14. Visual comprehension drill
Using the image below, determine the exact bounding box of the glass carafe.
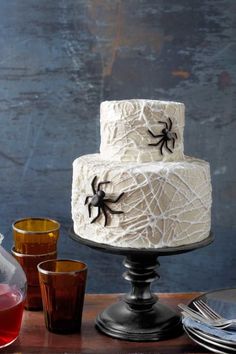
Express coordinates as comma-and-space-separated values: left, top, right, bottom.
0, 234, 27, 348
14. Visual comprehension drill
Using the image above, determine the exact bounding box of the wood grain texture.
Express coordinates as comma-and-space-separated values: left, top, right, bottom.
0, 0, 235, 293
2, 293, 207, 354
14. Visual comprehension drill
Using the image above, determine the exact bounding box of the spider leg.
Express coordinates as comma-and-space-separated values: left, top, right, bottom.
172, 137, 175, 149
160, 140, 165, 155
101, 206, 108, 226
148, 129, 156, 138
165, 140, 173, 153
91, 176, 97, 194
104, 192, 124, 203
148, 129, 163, 138
104, 204, 124, 215
168, 117, 172, 130
88, 203, 92, 218
84, 195, 92, 205
158, 120, 168, 129
174, 132, 178, 139
98, 181, 111, 191
91, 207, 101, 224
148, 137, 164, 146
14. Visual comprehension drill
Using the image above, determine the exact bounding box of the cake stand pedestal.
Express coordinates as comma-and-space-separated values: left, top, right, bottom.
70, 232, 213, 341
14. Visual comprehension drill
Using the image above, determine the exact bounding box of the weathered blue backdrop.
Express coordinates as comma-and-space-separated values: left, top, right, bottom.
0, 0, 235, 293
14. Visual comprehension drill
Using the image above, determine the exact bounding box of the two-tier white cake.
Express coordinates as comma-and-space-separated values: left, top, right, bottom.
72, 99, 212, 248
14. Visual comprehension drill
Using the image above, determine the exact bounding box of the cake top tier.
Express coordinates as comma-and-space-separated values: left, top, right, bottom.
100, 99, 185, 162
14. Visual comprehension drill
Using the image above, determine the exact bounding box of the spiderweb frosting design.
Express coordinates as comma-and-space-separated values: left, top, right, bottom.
72, 99, 212, 248
72, 154, 212, 248
100, 99, 185, 162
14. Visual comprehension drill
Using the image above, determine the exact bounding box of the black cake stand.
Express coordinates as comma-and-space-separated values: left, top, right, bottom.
70, 231, 213, 341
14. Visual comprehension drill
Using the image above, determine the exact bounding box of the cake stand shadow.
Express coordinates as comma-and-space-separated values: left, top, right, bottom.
70, 231, 213, 342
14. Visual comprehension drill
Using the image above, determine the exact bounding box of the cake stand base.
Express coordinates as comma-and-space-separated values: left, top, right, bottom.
96, 301, 181, 341
71, 232, 213, 341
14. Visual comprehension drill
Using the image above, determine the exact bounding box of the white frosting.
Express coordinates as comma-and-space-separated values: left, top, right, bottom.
100, 99, 185, 162
72, 99, 212, 249
72, 154, 212, 248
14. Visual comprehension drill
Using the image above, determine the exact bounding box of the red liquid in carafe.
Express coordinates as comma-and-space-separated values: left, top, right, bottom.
0, 284, 24, 347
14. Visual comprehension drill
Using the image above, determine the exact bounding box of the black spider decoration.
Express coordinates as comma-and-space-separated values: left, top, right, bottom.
84, 176, 124, 227
148, 117, 177, 155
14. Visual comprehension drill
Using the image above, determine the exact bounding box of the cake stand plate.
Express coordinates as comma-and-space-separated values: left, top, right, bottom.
70, 232, 213, 341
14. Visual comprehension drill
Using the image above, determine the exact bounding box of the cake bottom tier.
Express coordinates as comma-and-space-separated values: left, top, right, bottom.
72, 154, 212, 249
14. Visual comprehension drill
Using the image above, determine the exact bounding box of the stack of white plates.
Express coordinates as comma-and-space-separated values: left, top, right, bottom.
183, 289, 236, 353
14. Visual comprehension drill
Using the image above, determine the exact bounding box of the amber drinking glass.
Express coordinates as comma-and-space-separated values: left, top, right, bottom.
13, 218, 60, 255
38, 259, 87, 334
12, 248, 57, 310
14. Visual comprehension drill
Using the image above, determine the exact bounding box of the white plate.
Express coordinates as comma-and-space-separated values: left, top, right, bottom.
184, 325, 234, 354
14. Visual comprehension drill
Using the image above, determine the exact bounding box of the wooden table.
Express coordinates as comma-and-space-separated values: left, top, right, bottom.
3, 293, 208, 354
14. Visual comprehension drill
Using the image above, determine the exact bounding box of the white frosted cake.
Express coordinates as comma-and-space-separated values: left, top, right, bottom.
72, 99, 212, 248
